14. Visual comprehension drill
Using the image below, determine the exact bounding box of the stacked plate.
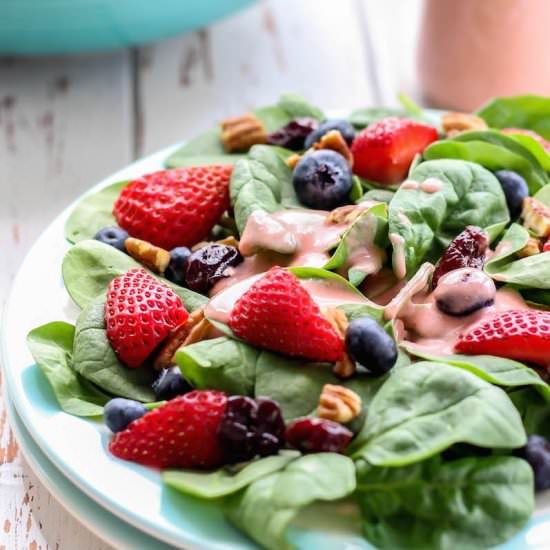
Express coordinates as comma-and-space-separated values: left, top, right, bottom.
2, 141, 550, 550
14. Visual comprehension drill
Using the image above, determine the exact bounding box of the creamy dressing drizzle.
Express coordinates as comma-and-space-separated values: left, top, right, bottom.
389, 233, 407, 280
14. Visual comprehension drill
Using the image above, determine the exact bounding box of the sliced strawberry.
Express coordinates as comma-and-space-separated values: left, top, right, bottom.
544, 239, 550, 253
502, 128, 550, 154
113, 165, 232, 250
351, 117, 438, 185
105, 268, 188, 368
455, 309, 550, 365
228, 267, 344, 362
109, 391, 227, 469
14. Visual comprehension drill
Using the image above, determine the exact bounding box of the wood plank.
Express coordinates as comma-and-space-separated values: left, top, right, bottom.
137, 0, 377, 156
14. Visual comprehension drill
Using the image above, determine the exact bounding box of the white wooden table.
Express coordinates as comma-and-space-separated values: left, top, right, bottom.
0, 1, 421, 547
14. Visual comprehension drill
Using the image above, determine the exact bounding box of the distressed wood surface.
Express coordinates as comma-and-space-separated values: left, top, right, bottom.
0, 1, 418, 548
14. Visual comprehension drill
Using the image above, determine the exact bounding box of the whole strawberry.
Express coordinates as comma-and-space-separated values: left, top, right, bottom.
351, 117, 438, 185
113, 165, 232, 250
455, 309, 550, 365
228, 267, 344, 362
109, 390, 227, 469
105, 268, 188, 368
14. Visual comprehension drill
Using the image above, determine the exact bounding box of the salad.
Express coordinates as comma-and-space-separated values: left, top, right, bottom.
27, 93, 550, 550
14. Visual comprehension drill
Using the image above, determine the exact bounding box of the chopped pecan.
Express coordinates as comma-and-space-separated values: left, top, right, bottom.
522, 197, 550, 238
323, 307, 355, 378
286, 130, 353, 169
125, 237, 170, 274
327, 203, 374, 225
517, 237, 542, 258
192, 235, 240, 252
318, 384, 362, 423
153, 309, 211, 370
441, 112, 488, 137
286, 153, 301, 170
221, 113, 267, 152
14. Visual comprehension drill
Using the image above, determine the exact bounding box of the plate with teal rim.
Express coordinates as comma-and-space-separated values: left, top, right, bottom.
2, 117, 550, 549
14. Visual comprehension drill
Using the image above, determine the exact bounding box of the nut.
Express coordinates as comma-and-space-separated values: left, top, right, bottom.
318, 384, 362, 423
327, 203, 374, 225
192, 235, 240, 252
333, 354, 355, 379
125, 237, 170, 274
522, 197, 550, 238
322, 307, 355, 379
441, 112, 488, 136
153, 309, 211, 370
221, 113, 267, 152
517, 237, 542, 258
286, 130, 353, 169
286, 153, 301, 170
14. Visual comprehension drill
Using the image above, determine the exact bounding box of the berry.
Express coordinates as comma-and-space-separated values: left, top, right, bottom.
432, 226, 489, 288
164, 247, 191, 286
94, 226, 128, 252
228, 267, 344, 362
266, 117, 318, 150
345, 317, 397, 375
152, 367, 191, 401
494, 170, 529, 218
434, 268, 496, 316
109, 390, 227, 469
285, 417, 352, 454
217, 396, 285, 464
293, 150, 353, 210
516, 434, 550, 492
502, 128, 550, 154
455, 309, 550, 365
304, 119, 356, 148
544, 240, 550, 253
104, 398, 146, 433
185, 244, 243, 294
351, 117, 438, 185
105, 268, 188, 368
113, 166, 232, 250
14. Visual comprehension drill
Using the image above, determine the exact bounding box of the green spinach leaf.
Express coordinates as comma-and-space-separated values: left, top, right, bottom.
351, 361, 526, 466
225, 453, 355, 550
509, 132, 550, 172
65, 181, 128, 244
388, 159, 509, 277
509, 388, 550, 439
62, 240, 206, 311
276, 93, 324, 121
477, 95, 550, 140
356, 455, 533, 550
73, 297, 156, 402
27, 322, 110, 416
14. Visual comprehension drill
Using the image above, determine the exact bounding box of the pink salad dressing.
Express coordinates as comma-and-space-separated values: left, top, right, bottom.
389, 233, 407, 280
420, 177, 444, 193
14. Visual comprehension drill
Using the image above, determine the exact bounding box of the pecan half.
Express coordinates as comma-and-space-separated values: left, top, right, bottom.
517, 237, 542, 258
221, 113, 267, 152
323, 307, 355, 379
125, 237, 170, 274
318, 384, 362, 423
522, 197, 550, 238
441, 112, 488, 137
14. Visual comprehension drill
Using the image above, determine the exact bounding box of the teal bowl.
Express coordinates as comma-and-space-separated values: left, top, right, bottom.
0, 0, 257, 55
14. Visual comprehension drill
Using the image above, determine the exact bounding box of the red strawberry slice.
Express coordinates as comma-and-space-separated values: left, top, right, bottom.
502, 128, 550, 154
351, 117, 438, 185
113, 165, 232, 250
228, 267, 344, 362
105, 268, 188, 368
455, 309, 550, 365
109, 390, 227, 469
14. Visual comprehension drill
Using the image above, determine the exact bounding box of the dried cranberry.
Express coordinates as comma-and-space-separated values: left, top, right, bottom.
217, 396, 285, 464
285, 417, 352, 454
432, 226, 489, 288
185, 244, 243, 294
266, 118, 318, 150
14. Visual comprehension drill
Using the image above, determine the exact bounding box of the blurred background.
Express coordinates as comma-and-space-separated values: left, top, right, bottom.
1, 0, 549, 547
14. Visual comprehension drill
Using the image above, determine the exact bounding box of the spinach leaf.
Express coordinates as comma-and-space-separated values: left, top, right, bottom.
62, 240, 206, 312
351, 361, 526, 466
509, 132, 550, 172
230, 145, 300, 234
358, 188, 395, 204
535, 182, 550, 206
276, 92, 324, 121
324, 203, 388, 287
65, 181, 128, 244
509, 388, 550, 439
163, 153, 247, 169
402, 347, 550, 402
225, 453, 355, 550
477, 95, 550, 141
73, 298, 156, 402
27, 322, 110, 416
356, 455, 533, 550
163, 452, 300, 499
388, 160, 509, 277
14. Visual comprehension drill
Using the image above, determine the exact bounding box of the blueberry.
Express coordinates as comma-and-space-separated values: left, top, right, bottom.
494, 170, 529, 218
345, 317, 397, 375
304, 119, 356, 148
185, 244, 243, 294
152, 367, 191, 401
94, 226, 128, 252
104, 398, 146, 433
516, 434, 550, 491
164, 247, 191, 286
293, 150, 353, 210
